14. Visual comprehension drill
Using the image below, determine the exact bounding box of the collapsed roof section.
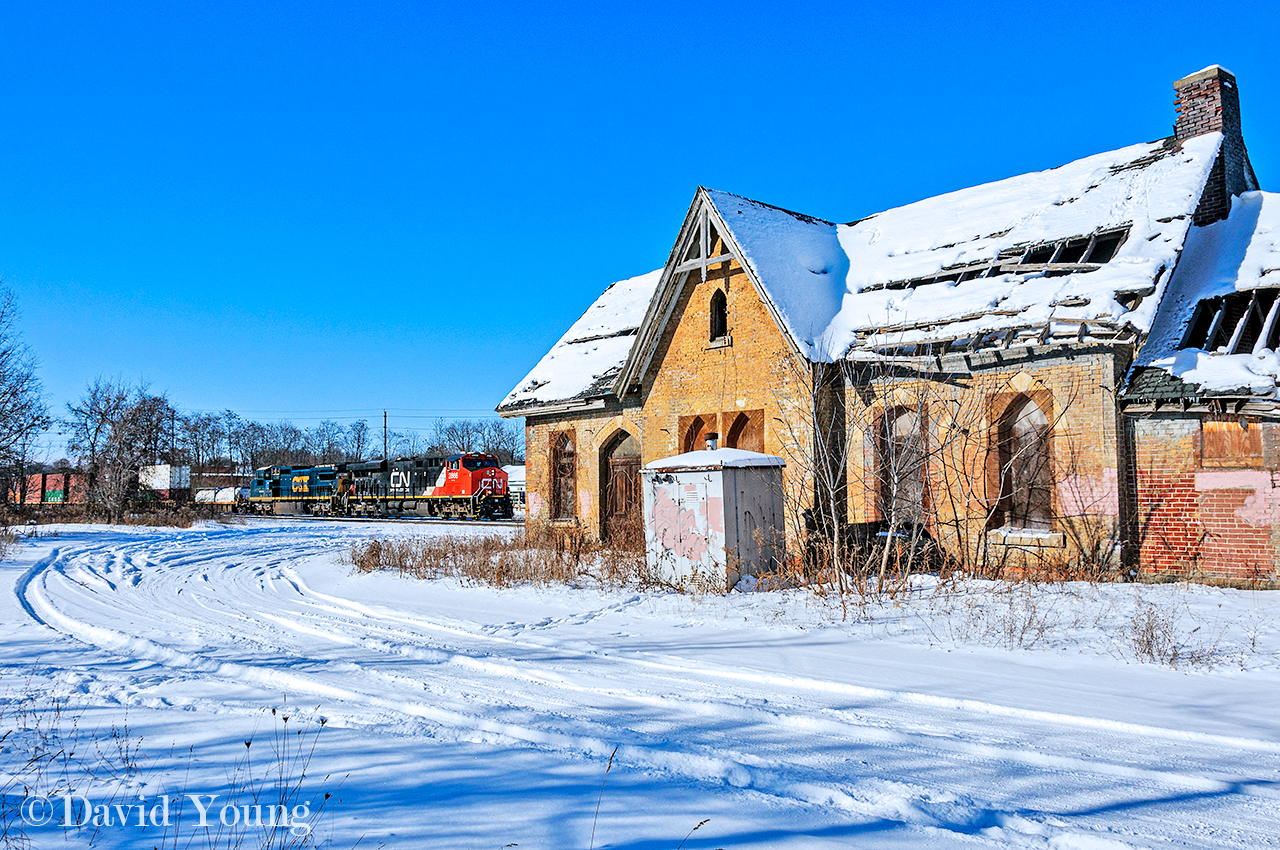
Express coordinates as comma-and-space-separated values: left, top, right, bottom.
1126, 190, 1280, 409
701, 134, 1221, 361
500, 67, 1261, 416
497, 269, 662, 414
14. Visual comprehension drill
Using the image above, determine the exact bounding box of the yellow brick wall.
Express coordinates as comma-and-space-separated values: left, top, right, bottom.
843, 348, 1127, 566
524, 403, 645, 539
637, 247, 817, 540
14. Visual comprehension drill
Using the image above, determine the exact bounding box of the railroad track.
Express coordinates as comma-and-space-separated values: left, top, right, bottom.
240, 514, 525, 529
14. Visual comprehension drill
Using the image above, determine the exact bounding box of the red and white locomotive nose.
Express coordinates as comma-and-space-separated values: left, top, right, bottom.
481, 466, 507, 494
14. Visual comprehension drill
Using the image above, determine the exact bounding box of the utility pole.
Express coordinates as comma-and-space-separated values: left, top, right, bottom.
383, 411, 388, 461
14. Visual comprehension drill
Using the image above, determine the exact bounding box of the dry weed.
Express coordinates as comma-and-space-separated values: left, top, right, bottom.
1124, 599, 1221, 668
917, 578, 1063, 649
345, 526, 664, 591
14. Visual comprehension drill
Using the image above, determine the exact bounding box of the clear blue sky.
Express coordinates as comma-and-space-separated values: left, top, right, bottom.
2, 0, 1277, 459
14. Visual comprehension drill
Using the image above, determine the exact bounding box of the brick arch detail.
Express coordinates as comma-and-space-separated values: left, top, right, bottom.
859, 397, 932, 524
593, 415, 644, 461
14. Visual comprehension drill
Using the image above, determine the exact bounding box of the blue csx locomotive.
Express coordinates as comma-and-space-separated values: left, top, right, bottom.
248, 452, 513, 519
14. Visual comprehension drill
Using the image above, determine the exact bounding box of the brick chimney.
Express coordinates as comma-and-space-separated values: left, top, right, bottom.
1174, 65, 1260, 224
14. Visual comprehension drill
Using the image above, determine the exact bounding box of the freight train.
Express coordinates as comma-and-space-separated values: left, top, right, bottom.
248, 452, 513, 519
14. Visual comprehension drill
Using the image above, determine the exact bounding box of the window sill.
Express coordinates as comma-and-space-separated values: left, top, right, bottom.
1200, 458, 1264, 468
988, 529, 1065, 548
706, 335, 732, 350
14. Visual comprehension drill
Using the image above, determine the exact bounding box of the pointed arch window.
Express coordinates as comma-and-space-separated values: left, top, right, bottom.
681, 415, 715, 454
877, 408, 926, 526
710, 289, 728, 341
551, 431, 576, 520
998, 398, 1052, 531
725, 410, 764, 453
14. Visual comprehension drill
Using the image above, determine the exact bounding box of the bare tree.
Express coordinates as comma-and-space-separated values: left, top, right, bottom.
777, 341, 1105, 599
480, 418, 523, 464
0, 290, 51, 502
221, 409, 241, 469
389, 429, 430, 457
308, 419, 346, 464
435, 419, 484, 454
428, 418, 523, 464
180, 412, 222, 486
346, 420, 371, 461
65, 378, 175, 521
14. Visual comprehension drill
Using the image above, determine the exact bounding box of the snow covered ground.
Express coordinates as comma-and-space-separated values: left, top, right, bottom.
3, 519, 1280, 848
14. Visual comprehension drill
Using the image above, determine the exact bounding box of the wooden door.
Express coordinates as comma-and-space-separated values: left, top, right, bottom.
605, 456, 642, 546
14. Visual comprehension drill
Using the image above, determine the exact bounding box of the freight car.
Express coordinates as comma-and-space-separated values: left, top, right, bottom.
248, 452, 513, 519
6, 472, 91, 507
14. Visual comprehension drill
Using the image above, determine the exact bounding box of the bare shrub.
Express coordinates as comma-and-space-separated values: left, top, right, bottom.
1124, 599, 1220, 668
991, 581, 1061, 650
0, 524, 16, 562
153, 706, 340, 850
0, 680, 142, 848
346, 527, 660, 590
122, 508, 197, 529
918, 576, 1064, 650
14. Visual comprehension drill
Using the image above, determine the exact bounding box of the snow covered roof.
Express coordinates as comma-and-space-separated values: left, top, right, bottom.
506, 127, 1235, 415
645, 448, 785, 470
1128, 191, 1280, 401
498, 270, 662, 413
701, 190, 846, 360
702, 134, 1222, 361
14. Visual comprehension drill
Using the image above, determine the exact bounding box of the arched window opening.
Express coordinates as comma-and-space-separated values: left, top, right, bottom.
710, 290, 728, 341
999, 398, 1052, 531
551, 431, 576, 520
725, 410, 764, 453
877, 408, 925, 526
682, 415, 714, 453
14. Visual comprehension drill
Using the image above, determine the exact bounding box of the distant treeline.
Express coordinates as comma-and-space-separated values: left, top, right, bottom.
48, 378, 523, 479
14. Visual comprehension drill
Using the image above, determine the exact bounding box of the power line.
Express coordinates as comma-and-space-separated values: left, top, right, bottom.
182, 407, 500, 416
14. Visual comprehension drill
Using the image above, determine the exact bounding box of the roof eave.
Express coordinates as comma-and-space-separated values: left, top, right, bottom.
496, 396, 609, 419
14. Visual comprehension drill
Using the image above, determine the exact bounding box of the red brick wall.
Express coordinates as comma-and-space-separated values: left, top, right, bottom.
1173, 66, 1257, 226
1130, 415, 1279, 584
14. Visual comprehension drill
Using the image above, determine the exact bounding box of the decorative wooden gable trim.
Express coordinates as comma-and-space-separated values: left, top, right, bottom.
614, 188, 808, 395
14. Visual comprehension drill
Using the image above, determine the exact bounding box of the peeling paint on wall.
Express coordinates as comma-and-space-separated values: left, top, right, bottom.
1058, 468, 1119, 516
1195, 470, 1280, 525
651, 486, 710, 561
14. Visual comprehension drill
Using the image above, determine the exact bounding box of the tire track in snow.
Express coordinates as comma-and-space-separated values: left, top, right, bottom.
286, 566, 1280, 756
14, 526, 1280, 849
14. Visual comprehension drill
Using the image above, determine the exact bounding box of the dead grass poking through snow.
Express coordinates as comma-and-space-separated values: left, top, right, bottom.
345, 526, 663, 590
1123, 598, 1223, 669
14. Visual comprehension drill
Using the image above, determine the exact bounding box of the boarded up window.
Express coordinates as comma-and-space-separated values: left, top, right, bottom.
679, 414, 717, 453
1202, 420, 1263, 467
999, 398, 1052, 531
724, 410, 764, 453
878, 408, 926, 525
551, 431, 576, 519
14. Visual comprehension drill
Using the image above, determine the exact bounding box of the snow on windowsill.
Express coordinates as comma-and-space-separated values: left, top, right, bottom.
988, 528, 1066, 548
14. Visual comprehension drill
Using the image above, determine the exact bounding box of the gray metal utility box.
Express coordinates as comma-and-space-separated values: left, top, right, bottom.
642, 449, 786, 590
